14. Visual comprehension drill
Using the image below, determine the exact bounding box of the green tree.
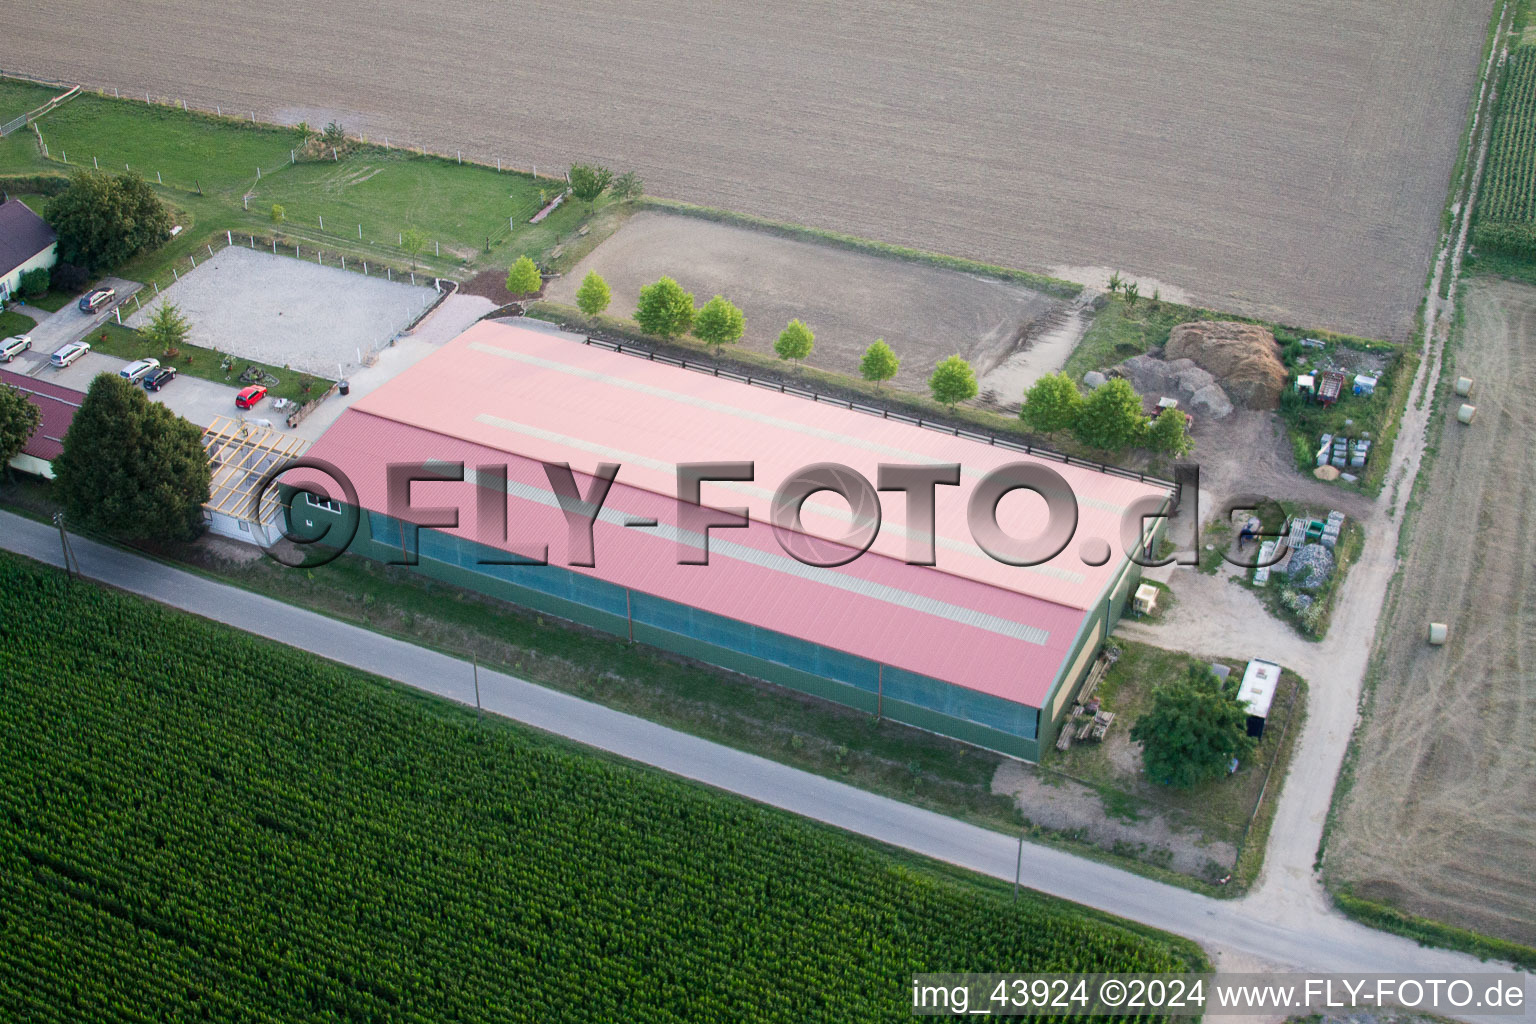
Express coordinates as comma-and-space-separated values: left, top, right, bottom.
0, 382, 41, 475
142, 302, 192, 354
693, 295, 745, 353
294, 121, 317, 144
860, 338, 900, 388
52, 375, 211, 542
1074, 377, 1145, 451
400, 228, 427, 269
1145, 406, 1194, 456
322, 121, 346, 147
575, 270, 612, 318
1106, 271, 1123, 295
634, 276, 695, 339
568, 163, 613, 205
774, 319, 814, 365
1130, 665, 1257, 789
1019, 372, 1083, 434
1124, 281, 1140, 307
270, 203, 285, 223
46, 169, 172, 272
928, 354, 977, 410
611, 170, 644, 200
505, 255, 543, 298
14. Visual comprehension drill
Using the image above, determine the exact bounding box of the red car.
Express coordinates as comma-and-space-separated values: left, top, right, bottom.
235, 384, 268, 409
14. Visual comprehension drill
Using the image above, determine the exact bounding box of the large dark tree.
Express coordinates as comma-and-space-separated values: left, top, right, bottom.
1131, 665, 1258, 789
45, 169, 172, 271
0, 382, 41, 473
53, 375, 210, 542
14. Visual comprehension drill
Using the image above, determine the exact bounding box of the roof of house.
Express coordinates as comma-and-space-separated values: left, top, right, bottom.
339, 320, 1171, 611
0, 368, 81, 462
0, 199, 57, 277
291, 321, 1173, 708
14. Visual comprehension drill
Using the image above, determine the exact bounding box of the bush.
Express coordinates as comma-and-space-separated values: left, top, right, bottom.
1130, 665, 1257, 789
859, 338, 900, 387
17, 267, 49, 298
774, 319, 814, 364
575, 270, 611, 318
693, 295, 746, 352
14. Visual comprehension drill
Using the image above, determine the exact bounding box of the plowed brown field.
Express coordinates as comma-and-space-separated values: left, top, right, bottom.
1329, 279, 1536, 945
0, 0, 1491, 339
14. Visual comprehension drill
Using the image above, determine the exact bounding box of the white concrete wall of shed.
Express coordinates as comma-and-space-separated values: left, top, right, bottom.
1, 242, 59, 299
7, 452, 54, 479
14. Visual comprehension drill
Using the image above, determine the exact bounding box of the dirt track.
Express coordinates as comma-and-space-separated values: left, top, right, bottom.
1328, 279, 1536, 945
0, 0, 1491, 341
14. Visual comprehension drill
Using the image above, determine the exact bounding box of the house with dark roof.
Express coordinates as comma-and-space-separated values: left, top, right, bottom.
0, 198, 58, 302
0, 368, 81, 479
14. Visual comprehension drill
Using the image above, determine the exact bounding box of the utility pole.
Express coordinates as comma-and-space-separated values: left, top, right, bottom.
473, 652, 482, 715
1013, 833, 1023, 901
52, 512, 79, 581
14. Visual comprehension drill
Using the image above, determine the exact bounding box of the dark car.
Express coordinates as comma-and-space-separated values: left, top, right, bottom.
79, 287, 116, 313
144, 366, 179, 391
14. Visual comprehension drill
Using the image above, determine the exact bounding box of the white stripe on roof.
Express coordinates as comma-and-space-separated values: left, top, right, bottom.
473, 411, 1089, 587
447, 462, 1052, 649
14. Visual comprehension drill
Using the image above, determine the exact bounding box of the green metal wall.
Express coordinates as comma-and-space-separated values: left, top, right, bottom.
282, 493, 1045, 760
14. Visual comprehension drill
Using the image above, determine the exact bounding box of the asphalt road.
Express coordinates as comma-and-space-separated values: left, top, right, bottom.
1, 510, 1527, 1008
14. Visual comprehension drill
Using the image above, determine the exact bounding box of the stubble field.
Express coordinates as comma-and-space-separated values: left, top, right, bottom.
0, 0, 1491, 341
1328, 279, 1536, 946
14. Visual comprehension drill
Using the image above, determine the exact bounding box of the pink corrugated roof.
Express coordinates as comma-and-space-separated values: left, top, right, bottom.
298, 409, 1087, 707
347, 321, 1170, 611
0, 369, 82, 462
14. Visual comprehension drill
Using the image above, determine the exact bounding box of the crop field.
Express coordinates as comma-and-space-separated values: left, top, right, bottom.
0, 0, 1494, 340
0, 552, 1202, 1022
1327, 279, 1536, 949
1474, 46, 1536, 260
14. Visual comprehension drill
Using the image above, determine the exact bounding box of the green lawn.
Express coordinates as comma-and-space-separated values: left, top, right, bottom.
0, 309, 36, 337
1062, 296, 1191, 381
0, 81, 605, 281
0, 551, 1204, 1022
88, 321, 329, 405
1046, 640, 1306, 888
0, 77, 63, 123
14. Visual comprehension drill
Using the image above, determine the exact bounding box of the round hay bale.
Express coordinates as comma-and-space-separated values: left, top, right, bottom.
1455, 376, 1475, 396
1314, 465, 1341, 481
1457, 403, 1477, 424
1427, 622, 1449, 645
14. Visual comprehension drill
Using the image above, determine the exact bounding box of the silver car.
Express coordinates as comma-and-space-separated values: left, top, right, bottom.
49, 340, 91, 368
118, 357, 160, 383
0, 335, 31, 362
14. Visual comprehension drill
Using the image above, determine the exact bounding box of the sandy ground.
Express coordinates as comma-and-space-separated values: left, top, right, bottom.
125, 246, 436, 378
1327, 279, 1536, 945
0, 0, 1491, 341
546, 210, 1069, 401
991, 760, 1234, 879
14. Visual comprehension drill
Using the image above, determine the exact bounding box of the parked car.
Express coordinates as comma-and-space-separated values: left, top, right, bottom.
118, 357, 160, 384
79, 287, 116, 313
0, 335, 31, 362
235, 384, 268, 409
144, 366, 179, 391
49, 341, 91, 368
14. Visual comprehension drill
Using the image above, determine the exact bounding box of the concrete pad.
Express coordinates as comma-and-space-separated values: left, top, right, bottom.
126, 246, 437, 378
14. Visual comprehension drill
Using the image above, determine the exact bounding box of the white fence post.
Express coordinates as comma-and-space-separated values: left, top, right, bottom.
208, 243, 214, 256
157, 171, 162, 184
341, 256, 345, 270
357, 224, 362, 239
190, 255, 196, 268
172, 268, 178, 281
93, 156, 98, 169
226, 231, 232, 245
435, 241, 439, 257
318, 215, 323, 230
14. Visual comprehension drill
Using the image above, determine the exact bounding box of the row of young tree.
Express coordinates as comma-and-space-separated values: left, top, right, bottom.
503, 260, 984, 410
1021, 372, 1192, 456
